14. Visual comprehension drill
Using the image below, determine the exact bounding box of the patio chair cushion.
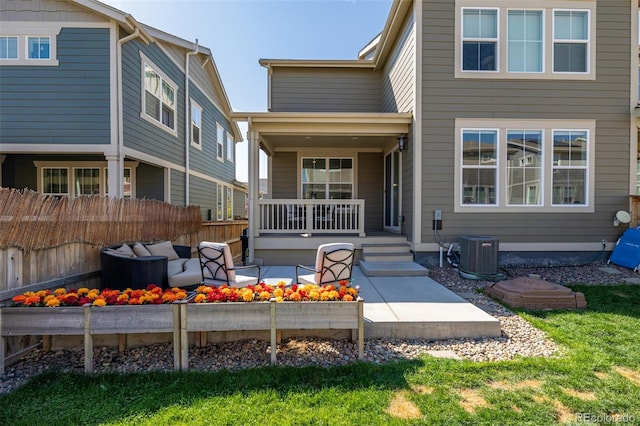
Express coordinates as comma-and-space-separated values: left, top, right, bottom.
169, 258, 202, 288
199, 242, 237, 281
146, 240, 180, 261
308, 242, 354, 284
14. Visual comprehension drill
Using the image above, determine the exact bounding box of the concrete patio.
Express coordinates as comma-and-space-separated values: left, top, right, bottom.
260, 265, 502, 340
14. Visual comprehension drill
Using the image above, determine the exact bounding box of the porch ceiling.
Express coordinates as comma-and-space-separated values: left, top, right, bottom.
231, 111, 413, 152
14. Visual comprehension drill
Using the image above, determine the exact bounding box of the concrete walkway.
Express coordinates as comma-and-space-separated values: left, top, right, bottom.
260, 265, 501, 340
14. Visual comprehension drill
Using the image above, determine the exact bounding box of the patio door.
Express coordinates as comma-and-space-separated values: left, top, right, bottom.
384, 149, 401, 233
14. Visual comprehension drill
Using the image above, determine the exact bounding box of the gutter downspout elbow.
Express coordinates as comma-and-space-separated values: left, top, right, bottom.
185, 39, 199, 206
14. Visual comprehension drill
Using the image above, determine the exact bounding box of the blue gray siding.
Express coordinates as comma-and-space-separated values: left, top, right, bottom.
0, 28, 110, 144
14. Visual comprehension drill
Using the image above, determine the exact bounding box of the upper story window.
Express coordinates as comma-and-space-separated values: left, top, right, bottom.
216, 123, 224, 161
0, 36, 18, 59
142, 59, 177, 133
462, 8, 498, 71
191, 100, 202, 148
27, 36, 50, 59
455, 0, 595, 80
553, 10, 588, 73
455, 118, 594, 212
226, 131, 233, 162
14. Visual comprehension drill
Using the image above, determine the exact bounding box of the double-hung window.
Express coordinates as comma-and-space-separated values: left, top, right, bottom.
191, 101, 202, 148
43, 168, 69, 196
143, 61, 176, 131
462, 8, 498, 71
226, 187, 233, 220
553, 10, 589, 73
0, 36, 18, 59
456, 119, 594, 212
456, 1, 595, 79
226, 131, 234, 162
301, 158, 353, 199
216, 124, 224, 161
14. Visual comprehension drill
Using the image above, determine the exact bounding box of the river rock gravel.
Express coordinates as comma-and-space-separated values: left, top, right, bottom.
1, 261, 636, 395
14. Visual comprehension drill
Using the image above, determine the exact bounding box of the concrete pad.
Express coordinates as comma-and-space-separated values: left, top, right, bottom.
368, 276, 466, 303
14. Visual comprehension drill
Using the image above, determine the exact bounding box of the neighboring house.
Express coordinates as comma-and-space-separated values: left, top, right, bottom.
235, 0, 637, 266
0, 0, 246, 222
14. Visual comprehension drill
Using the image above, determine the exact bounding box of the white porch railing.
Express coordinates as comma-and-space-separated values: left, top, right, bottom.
258, 199, 365, 236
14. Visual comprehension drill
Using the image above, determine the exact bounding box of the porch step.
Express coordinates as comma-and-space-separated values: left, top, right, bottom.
358, 261, 429, 277
361, 252, 415, 262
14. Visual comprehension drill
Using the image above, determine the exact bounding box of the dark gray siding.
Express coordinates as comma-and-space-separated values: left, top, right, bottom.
170, 169, 185, 206
271, 152, 297, 198
188, 83, 235, 184
121, 37, 185, 164
358, 152, 383, 231
0, 28, 110, 144
136, 162, 164, 201
188, 174, 216, 220
270, 67, 382, 112
420, 0, 631, 246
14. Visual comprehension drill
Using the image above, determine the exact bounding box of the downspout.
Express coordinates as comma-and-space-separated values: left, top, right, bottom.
185, 39, 199, 206
116, 28, 141, 198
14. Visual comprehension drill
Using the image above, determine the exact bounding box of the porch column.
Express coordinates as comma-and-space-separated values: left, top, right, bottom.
248, 128, 260, 262
105, 155, 122, 198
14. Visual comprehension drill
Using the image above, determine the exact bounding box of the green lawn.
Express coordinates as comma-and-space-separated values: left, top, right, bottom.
1, 285, 639, 425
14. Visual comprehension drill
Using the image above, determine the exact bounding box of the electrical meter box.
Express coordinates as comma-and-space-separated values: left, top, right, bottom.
459, 236, 499, 275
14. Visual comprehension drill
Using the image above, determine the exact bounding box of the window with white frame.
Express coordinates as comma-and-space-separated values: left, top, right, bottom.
301, 158, 353, 199
226, 131, 233, 162
191, 101, 202, 148
73, 168, 100, 195
0, 36, 18, 59
27, 36, 50, 60
143, 62, 176, 131
507, 10, 543, 72
455, 1, 595, 79
462, 8, 498, 71
216, 124, 224, 161
42, 167, 69, 196
553, 10, 589, 73
226, 186, 233, 220
455, 119, 594, 212
216, 183, 224, 220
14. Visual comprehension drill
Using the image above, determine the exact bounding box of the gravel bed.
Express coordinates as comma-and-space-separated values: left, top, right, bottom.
1, 261, 636, 396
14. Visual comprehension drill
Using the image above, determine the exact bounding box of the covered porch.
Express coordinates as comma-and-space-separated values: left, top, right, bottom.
231, 112, 413, 265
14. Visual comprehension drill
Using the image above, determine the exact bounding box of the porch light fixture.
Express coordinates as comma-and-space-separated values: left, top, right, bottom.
397, 135, 408, 152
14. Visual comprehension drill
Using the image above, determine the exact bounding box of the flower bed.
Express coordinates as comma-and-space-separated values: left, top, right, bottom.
2, 281, 363, 373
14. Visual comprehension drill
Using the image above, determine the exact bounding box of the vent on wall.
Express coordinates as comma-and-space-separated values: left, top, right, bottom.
459, 236, 499, 275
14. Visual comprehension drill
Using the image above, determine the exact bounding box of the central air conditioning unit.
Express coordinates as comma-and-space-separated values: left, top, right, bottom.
459, 236, 499, 276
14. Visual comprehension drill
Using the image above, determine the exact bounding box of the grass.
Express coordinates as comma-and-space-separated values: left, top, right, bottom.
1, 285, 639, 425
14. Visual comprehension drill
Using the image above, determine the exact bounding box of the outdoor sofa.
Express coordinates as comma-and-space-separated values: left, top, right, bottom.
100, 241, 202, 290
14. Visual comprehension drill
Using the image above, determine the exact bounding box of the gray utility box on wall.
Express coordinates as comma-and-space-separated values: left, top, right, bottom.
459, 236, 499, 275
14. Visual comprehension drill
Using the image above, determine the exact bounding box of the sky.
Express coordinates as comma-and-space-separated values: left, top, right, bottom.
100, 0, 393, 182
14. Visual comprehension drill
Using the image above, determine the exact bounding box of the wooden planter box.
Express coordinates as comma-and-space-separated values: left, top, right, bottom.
0, 304, 180, 374
2, 298, 364, 373
180, 298, 364, 369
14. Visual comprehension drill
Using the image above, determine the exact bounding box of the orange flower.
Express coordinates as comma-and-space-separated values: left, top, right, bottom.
54, 288, 67, 296
162, 292, 177, 303
194, 293, 207, 303
242, 290, 254, 302
259, 291, 271, 301
92, 298, 107, 307
342, 294, 354, 302
46, 297, 61, 307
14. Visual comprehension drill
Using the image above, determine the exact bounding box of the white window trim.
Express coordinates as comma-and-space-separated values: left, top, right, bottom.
216, 123, 224, 162
190, 99, 203, 150
226, 186, 233, 220
552, 9, 591, 75
34, 160, 137, 197
226, 131, 234, 162
0, 33, 58, 66
26, 35, 51, 60
0, 36, 19, 60
216, 182, 223, 220
299, 156, 355, 200
506, 9, 545, 74
139, 53, 178, 136
461, 7, 500, 73
454, 0, 596, 80
454, 118, 595, 213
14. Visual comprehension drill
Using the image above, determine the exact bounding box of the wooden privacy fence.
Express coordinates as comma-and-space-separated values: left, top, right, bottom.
0, 188, 247, 296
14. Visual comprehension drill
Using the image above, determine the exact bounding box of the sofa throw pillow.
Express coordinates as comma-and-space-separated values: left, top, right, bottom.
133, 242, 152, 257
146, 240, 179, 261
104, 248, 134, 258
115, 244, 136, 258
